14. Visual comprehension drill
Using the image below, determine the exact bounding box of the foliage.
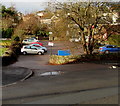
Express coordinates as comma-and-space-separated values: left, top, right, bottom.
49, 53, 120, 65
2, 28, 13, 38
13, 36, 20, 41
0, 48, 8, 56
1, 5, 22, 38
49, 55, 81, 65
2, 40, 22, 66
0, 40, 11, 46
79, 53, 120, 62
107, 34, 120, 46
1, 5, 17, 19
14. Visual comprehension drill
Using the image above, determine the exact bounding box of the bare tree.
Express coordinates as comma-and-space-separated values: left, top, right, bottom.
13, 14, 40, 40
51, 2, 119, 54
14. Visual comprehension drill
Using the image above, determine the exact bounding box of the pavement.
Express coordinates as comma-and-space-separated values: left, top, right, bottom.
2, 66, 33, 87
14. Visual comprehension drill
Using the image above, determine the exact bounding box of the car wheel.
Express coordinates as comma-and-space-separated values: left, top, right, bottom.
38, 52, 44, 55
42, 49, 46, 52
23, 51, 27, 55
105, 50, 109, 54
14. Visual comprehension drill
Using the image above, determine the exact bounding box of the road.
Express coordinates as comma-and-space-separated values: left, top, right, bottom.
2, 41, 119, 104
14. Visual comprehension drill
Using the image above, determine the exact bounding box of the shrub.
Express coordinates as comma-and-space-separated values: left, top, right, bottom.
49, 53, 119, 65
13, 36, 20, 41
2, 28, 13, 38
49, 55, 81, 65
2, 40, 22, 66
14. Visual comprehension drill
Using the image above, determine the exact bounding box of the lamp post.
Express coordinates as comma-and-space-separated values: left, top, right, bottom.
48, 41, 54, 55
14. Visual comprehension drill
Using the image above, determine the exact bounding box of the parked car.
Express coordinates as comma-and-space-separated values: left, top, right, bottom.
22, 38, 38, 44
69, 38, 81, 42
29, 44, 47, 52
99, 45, 120, 54
30, 41, 43, 46
21, 45, 44, 55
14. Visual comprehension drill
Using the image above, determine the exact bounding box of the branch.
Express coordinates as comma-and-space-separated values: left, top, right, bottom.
68, 16, 84, 31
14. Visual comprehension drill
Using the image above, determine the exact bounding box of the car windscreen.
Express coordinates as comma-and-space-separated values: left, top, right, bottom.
107, 45, 116, 48
30, 46, 37, 49
24, 46, 30, 49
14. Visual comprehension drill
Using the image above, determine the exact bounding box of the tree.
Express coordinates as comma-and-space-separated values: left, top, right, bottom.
14, 14, 40, 37
13, 13, 50, 40
51, 2, 119, 54
50, 9, 69, 40
1, 5, 21, 38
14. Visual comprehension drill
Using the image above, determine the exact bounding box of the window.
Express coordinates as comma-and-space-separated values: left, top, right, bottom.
30, 46, 37, 50
107, 45, 116, 48
24, 46, 30, 49
24, 40, 27, 41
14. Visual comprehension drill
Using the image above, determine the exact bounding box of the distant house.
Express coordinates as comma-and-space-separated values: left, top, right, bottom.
36, 11, 53, 24
112, 12, 119, 24
40, 19, 51, 24
22, 14, 35, 21
102, 11, 119, 24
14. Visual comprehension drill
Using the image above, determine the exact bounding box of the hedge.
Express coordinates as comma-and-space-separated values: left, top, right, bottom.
2, 42, 22, 66
49, 53, 119, 65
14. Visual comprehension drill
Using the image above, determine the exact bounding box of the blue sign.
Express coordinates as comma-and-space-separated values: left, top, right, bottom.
58, 50, 71, 56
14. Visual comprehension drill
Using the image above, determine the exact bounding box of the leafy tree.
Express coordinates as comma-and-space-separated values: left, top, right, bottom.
2, 28, 13, 38
1, 5, 21, 38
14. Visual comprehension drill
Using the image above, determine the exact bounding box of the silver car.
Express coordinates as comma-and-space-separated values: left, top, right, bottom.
29, 44, 47, 52
21, 45, 44, 55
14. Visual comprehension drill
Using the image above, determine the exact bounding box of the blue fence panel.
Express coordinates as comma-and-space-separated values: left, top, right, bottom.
58, 50, 71, 56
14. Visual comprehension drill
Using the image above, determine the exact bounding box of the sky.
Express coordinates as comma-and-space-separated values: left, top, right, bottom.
1, 0, 120, 14
1, 1, 49, 14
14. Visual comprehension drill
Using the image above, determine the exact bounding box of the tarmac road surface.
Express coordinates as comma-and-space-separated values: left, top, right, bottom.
2, 41, 119, 104
25, 86, 118, 104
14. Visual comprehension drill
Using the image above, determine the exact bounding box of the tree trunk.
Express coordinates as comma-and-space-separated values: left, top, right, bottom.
87, 27, 95, 54
81, 32, 88, 54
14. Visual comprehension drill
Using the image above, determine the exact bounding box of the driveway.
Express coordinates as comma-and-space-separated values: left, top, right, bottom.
2, 40, 119, 104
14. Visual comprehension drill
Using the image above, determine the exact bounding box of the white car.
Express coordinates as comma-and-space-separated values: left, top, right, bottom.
21, 45, 44, 55
29, 44, 47, 52
22, 38, 38, 44
69, 38, 81, 42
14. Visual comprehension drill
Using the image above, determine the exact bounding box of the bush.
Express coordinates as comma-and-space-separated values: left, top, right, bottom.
79, 53, 119, 62
2, 40, 22, 66
49, 55, 81, 65
2, 28, 13, 38
49, 53, 119, 65
13, 36, 20, 41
